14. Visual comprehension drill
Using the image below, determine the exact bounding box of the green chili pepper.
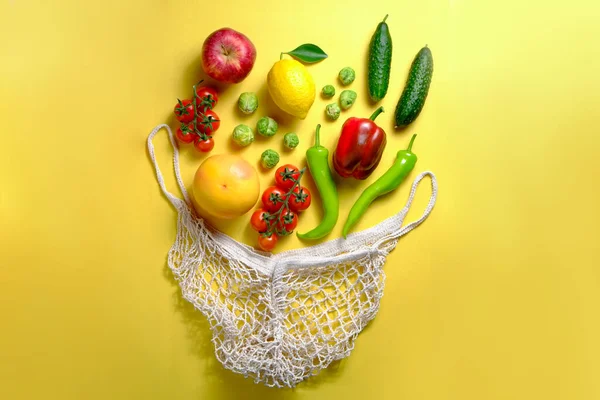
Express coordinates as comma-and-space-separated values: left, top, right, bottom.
342, 134, 418, 238
297, 124, 339, 240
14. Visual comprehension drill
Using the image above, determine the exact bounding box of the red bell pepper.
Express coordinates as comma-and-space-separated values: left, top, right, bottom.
332, 106, 387, 180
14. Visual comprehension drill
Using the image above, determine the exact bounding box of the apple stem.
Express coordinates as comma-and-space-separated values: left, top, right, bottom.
280, 52, 284, 60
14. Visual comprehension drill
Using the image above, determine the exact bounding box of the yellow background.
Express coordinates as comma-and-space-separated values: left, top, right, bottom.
1, 0, 599, 398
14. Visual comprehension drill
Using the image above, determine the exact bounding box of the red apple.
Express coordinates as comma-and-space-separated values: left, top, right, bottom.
201, 28, 257, 84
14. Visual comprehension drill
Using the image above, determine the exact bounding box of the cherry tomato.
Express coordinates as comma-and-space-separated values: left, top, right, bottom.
261, 186, 286, 212
174, 99, 195, 123
195, 86, 219, 112
258, 233, 278, 252
176, 123, 196, 144
193, 136, 214, 153
275, 164, 301, 190
250, 209, 270, 232
289, 186, 312, 213
278, 210, 298, 234
197, 110, 220, 135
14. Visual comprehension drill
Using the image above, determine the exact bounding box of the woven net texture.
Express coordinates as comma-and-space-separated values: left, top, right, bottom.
148, 124, 437, 387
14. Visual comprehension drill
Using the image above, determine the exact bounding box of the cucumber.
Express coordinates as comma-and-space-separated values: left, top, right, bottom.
368, 15, 392, 102
394, 46, 433, 128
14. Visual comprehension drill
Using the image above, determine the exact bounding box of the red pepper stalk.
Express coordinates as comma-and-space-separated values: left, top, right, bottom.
332, 106, 387, 180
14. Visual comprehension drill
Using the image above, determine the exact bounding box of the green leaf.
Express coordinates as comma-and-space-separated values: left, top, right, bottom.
283, 44, 328, 64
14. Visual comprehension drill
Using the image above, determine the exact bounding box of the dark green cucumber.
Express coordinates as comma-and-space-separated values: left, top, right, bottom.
368, 15, 392, 102
394, 46, 434, 128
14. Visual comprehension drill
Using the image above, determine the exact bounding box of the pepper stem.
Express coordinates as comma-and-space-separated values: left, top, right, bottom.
369, 106, 384, 121
314, 124, 321, 146
406, 134, 417, 152
383, 14, 389, 23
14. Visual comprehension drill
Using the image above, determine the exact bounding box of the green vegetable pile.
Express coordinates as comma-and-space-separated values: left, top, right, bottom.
321, 67, 359, 120
216, 15, 435, 248
295, 14, 434, 241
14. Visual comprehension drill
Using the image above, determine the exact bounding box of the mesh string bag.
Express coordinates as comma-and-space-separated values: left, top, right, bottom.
148, 124, 438, 387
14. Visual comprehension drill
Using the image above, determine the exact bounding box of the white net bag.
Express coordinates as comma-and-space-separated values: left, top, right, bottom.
148, 124, 438, 387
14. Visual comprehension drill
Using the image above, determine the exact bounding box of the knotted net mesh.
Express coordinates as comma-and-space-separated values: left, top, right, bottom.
148, 124, 437, 387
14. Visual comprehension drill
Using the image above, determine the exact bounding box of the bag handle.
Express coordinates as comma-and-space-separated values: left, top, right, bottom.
372, 171, 438, 249
274, 172, 438, 270
147, 124, 191, 207
396, 171, 438, 238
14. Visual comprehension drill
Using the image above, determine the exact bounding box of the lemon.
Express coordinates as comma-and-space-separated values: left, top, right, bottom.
267, 59, 315, 119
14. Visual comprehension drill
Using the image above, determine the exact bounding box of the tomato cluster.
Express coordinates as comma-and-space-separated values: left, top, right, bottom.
250, 164, 312, 251
173, 81, 221, 152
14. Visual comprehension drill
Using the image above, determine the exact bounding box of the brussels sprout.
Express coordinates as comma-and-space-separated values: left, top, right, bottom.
257, 116, 278, 137
283, 132, 299, 149
260, 149, 280, 169
340, 90, 357, 110
325, 103, 341, 120
321, 85, 335, 98
237, 92, 258, 114
338, 67, 355, 85
231, 124, 254, 147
